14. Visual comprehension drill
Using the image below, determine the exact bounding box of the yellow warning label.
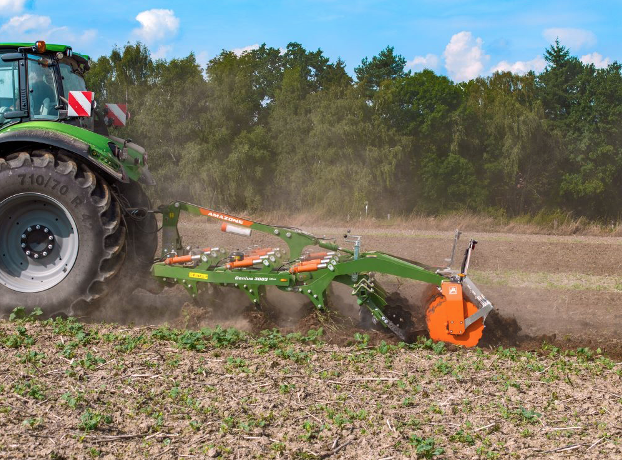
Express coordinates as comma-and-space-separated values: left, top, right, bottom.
189, 272, 209, 280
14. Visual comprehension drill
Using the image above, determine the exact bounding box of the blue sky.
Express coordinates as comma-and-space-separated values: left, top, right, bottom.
0, 0, 619, 81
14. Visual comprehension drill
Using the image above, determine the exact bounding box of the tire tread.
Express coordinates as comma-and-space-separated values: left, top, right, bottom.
4, 149, 127, 311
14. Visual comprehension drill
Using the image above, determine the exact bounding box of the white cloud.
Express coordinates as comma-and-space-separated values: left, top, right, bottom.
580, 52, 610, 68
0, 14, 51, 35
80, 29, 97, 43
406, 53, 439, 71
0, 0, 26, 15
195, 50, 209, 65
232, 44, 259, 56
490, 56, 546, 75
133, 9, 179, 44
543, 28, 596, 50
152, 45, 172, 60
0, 15, 98, 46
443, 31, 489, 82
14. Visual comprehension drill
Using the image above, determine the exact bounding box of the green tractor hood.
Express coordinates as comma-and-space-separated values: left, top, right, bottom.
0, 121, 153, 184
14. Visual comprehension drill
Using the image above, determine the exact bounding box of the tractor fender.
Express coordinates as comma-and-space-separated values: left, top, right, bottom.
0, 127, 128, 183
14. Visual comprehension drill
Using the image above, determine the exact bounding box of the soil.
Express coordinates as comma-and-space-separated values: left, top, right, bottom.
0, 319, 620, 459
1, 217, 622, 459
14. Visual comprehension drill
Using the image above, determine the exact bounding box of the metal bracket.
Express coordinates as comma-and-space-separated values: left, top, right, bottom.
444, 229, 462, 269
344, 231, 362, 282
460, 239, 478, 276
464, 303, 493, 328
461, 276, 494, 327
351, 277, 375, 298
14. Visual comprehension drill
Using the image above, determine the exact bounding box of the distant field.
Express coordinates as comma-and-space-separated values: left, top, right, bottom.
0, 313, 620, 459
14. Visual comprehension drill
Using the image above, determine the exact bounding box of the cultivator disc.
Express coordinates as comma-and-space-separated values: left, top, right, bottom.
425, 289, 484, 347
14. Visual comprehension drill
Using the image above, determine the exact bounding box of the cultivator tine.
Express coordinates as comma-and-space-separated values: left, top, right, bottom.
381, 314, 408, 342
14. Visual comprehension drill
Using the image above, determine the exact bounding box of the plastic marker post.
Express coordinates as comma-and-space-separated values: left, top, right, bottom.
221, 223, 252, 237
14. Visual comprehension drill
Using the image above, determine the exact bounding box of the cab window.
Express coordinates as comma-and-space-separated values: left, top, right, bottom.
28, 54, 58, 119
59, 62, 86, 98
0, 57, 19, 125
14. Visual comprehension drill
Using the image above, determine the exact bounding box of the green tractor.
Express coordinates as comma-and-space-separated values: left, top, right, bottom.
0, 41, 157, 315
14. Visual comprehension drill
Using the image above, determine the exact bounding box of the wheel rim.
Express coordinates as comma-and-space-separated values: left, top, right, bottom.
0, 192, 79, 293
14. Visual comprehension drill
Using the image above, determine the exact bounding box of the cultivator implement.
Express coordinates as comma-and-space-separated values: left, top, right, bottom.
152, 202, 494, 346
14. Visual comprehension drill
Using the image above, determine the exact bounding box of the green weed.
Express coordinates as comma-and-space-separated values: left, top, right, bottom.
79, 409, 111, 432
9, 307, 42, 322
17, 350, 45, 365
61, 391, 85, 409
408, 435, 444, 458
3, 326, 35, 348
75, 352, 106, 370
13, 380, 45, 400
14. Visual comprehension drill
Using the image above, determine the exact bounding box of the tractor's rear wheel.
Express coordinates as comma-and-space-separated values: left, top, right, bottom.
109, 180, 159, 295
0, 150, 127, 316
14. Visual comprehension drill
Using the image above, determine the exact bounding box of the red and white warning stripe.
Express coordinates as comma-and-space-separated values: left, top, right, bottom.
105, 103, 128, 127
67, 91, 93, 117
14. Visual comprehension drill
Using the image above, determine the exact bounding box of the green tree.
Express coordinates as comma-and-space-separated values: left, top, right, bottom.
86, 40, 622, 221
355, 46, 407, 92
557, 62, 622, 216
374, 70, 465, 211
537, 39, 584, 124
86, 42, 154, 108
456, 72, 557, 215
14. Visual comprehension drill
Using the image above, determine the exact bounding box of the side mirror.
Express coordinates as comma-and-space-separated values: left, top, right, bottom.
1, 53, 23, 62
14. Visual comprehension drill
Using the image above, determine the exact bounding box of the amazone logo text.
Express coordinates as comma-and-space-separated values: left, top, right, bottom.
207, 211, 245, 225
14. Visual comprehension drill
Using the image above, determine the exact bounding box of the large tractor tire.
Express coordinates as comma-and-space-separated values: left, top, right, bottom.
0, 149, 136, 316
110, 180, 159, 295
88, 179, 161, 321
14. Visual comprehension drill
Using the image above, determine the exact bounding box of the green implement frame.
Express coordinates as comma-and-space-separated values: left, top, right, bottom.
152, 202, 493, 342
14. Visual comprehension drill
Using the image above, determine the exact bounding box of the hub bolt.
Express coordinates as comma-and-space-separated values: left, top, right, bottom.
21, 225, 55, 260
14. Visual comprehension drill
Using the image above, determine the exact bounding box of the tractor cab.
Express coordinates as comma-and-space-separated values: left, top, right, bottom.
0, 41, 93, 131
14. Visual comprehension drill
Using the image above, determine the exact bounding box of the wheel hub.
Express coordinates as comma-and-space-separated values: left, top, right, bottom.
0, 192, 79, 293
21, 225, 55, 260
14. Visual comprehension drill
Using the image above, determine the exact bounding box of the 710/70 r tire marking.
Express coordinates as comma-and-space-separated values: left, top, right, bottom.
18, 173, 69, 196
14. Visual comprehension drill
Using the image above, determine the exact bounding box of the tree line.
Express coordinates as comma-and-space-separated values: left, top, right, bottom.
86, 41, 622, 220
